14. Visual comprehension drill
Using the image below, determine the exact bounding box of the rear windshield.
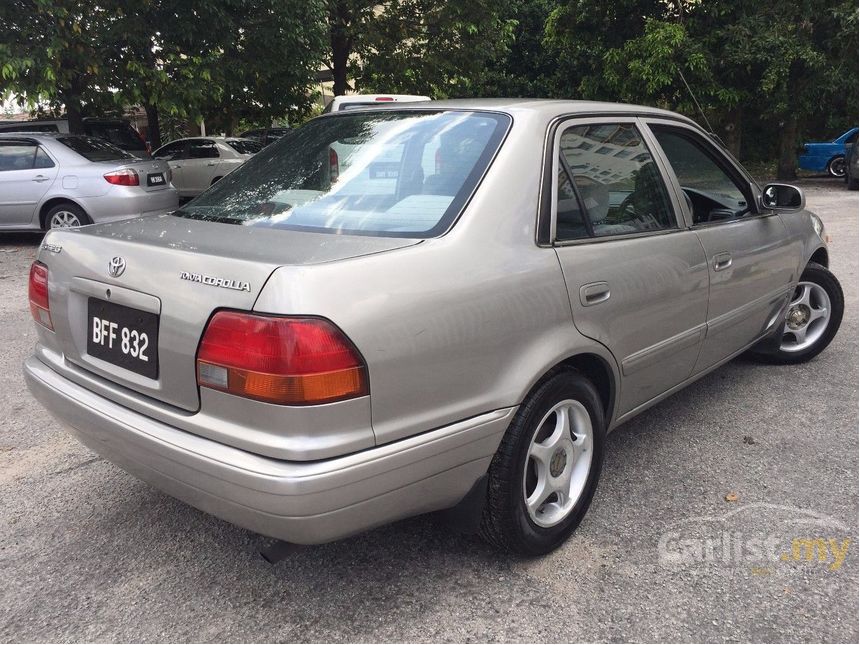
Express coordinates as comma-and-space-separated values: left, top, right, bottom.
227, 139, 263, 154
173, 110, 509, 238
58, 135, 134, 162
84, 122, 147, 151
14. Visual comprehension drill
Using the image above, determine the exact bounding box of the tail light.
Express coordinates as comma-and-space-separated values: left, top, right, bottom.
104, 168, 140, 186
197, 311, 368, 405
165, 167, 172, 183
329, 147, 339, 183
28, 261, 52, 330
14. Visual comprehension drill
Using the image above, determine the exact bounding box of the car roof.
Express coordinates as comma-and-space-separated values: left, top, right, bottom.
0, 131, 67, 140
328, 97, 700, 126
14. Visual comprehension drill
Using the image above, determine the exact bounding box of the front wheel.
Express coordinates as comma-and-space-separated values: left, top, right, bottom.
480, 370, 605, 555
749, 262, 843, 364
827, 156, 846, 178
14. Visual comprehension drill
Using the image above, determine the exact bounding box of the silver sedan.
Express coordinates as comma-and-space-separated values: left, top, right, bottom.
152, 136, 261, 198
0, 133, 177, 230
24, 100, 843, 555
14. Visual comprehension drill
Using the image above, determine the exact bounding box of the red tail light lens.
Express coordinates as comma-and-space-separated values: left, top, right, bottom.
197, 311, 368, 405
104, 168, 140, 186
375, 96, 395, 101
329, 147, 339, 183
28, 261, 52, 330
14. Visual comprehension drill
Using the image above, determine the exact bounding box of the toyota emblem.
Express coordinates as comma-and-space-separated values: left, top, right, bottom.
108, 256, 126, 278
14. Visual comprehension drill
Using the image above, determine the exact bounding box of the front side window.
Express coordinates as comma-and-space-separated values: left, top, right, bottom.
58, 136, 132, 162
649, 126, 750, 224
227, 139, 262, 155
174, 110, 509, 238
188, 140, 219, 159
0, 142, 37, 171
153, 140, 186, 160
556, 123, 675, 240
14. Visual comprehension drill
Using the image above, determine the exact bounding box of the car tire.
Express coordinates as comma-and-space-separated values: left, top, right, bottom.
480, 370, 605, 555
826, 156, 846, 178
748, 262, 843, 365
43, 202, 91, 229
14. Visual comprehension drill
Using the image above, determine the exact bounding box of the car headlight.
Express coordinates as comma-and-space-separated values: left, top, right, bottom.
811, 213, 824, 239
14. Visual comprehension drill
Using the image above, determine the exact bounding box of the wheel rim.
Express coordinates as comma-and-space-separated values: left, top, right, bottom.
522, 399, 593, 528
829, 158, 846, 178
49, 210, 82, 228
780, 281, 831, 352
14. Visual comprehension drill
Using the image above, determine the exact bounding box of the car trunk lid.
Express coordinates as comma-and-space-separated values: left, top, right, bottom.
40, 214, 420, 411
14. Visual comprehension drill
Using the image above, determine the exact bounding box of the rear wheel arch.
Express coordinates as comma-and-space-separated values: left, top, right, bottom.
39, 198, 89, 229
525, 352, 617, 428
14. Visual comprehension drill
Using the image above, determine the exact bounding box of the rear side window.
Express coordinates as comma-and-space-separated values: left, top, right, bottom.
556, 123, 675, 240
58, 136, 133, 162
84, 122, 146, 151
227, 139, 262, 155
34, 147, 54, 168
0, 142, 37, 171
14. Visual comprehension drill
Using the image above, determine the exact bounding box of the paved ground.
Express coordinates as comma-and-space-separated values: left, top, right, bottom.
1, 179, 857, 643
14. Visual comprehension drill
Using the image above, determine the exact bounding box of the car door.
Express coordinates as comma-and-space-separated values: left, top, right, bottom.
551, 118, 710, 416
153, 140, 190, 195
184, 139, 221, 194
0, 140, 58, 227
645, 120, 798, 373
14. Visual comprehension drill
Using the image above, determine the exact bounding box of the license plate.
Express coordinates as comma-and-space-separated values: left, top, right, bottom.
87, 298, 159, 379
147, 173, 165, 187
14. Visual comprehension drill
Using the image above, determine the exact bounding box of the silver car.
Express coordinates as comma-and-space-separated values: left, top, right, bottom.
0, 133, 177, 230
151, 136, 261, 198
24, 100, 843, 555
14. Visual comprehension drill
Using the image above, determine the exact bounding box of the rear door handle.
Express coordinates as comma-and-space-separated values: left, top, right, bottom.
713, 252, 733, 271
207, 161, 217, 166
31, 175, 50, 183
580, 281, 611, 306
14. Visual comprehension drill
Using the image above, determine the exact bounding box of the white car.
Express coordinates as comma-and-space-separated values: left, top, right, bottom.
151, 137, 261, 198
323, 94, 430, 113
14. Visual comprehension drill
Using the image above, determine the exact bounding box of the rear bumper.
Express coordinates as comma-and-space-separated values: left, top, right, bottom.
23, 355, 513, 544
80, 187, 179, 224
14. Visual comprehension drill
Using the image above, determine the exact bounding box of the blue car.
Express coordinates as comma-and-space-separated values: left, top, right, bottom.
799, 127, 859, 177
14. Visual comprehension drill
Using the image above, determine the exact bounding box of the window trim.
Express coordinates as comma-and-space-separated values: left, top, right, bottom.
547, 116, 686, 246
641, 118, 768, 229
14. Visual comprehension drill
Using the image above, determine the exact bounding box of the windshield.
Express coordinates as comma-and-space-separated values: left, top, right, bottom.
173, 110, 509, 238
227, 139, 263, 154
58, 135, 134, 162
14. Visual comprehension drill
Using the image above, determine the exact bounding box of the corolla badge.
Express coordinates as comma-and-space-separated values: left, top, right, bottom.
108, 256, 126, 277
180, 271, 251, 292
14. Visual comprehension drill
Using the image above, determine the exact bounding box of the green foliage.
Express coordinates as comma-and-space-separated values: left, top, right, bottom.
355, 0, 517, 98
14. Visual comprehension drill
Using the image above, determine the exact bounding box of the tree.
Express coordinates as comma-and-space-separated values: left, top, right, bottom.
0, 0, 113, 132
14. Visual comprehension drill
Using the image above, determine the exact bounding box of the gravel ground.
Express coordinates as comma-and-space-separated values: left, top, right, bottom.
0, 179, 857, 643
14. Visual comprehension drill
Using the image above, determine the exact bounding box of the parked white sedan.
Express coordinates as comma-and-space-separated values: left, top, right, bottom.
152, 137, 261, 198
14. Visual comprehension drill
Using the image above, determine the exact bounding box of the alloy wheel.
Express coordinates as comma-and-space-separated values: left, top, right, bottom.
49, 210, 83, 228
522, 399, 593, 528
781, 281, 831, 352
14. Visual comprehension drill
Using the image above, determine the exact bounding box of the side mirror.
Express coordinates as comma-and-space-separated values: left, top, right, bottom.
761, 183, 805, 212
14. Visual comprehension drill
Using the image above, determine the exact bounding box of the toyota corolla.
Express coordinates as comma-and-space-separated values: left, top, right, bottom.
24, 100, 843, 555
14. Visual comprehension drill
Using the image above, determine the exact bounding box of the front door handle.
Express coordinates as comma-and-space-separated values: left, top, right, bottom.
31, 175, 50, 183
207, 161, 217, 166
713, 252, 733, 271
580, 281, 611, 307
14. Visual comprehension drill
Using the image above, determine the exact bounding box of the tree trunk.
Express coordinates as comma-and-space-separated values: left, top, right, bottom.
330, 0, 351, 96
144, 103, 161, 149
66, 100, 84, 134
776, 115, 799, 180
723, 106, 742, 159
